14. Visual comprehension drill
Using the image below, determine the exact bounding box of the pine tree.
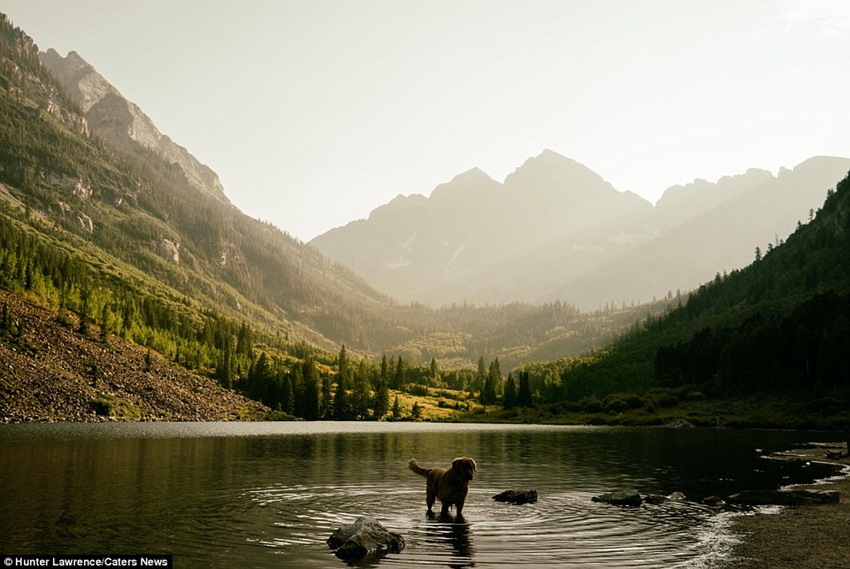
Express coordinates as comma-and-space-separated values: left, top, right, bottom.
282, 373, 295, 416
484, 358, 501, 404
503, 372, 518, 410
380, 354, 389, 384
320, 375, 333, 418
350, 359, 372, 420
518, 371, 533, 407
475, 356, 487, 398
301, 359, 320, 420
338, 345, 350, 383
393, 355, 405, 391
373, 378, 390, 420
333, 368, 349, 420
216, 339, 234, 389
291, 366, 305, 418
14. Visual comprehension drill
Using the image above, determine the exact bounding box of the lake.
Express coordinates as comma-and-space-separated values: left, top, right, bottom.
0, 422, 841, 568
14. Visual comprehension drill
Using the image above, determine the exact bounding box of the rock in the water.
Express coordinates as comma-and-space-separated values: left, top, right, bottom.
726, 489, 840, 506
327, 516, 405, 559
492, 489, 538, 504
701, 495, 725, 508
592, 489, 642, 507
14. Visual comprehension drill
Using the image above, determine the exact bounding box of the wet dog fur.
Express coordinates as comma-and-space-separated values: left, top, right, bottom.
408, 457, 477, 517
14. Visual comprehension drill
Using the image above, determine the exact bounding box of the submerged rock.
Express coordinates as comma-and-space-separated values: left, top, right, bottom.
592, 489, 642, 507
701, 495, 726, 508
641, 491, 688, 505
327, 516, 405, 559
492, 489, 538, 504
726, 489, 840, 506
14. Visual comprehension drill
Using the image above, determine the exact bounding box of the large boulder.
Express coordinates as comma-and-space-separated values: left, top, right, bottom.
592, 489, 642, 507
726, 489, 840, 506
327, 516, 405, 559
492, 489, 538, 505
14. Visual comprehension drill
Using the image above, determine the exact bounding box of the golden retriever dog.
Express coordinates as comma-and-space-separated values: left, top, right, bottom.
408, 457, 477, 517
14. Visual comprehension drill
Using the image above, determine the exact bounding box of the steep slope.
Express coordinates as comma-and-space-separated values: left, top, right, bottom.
40, 49, 228, 204
314, 167, 506, 303
563, 156, 850, 307
555, 166, 850, 404
0, 15, 401, 356
0, 289, 268, 422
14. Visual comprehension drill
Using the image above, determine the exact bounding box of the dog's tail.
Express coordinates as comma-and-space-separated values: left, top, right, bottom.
408, 458, 430, 477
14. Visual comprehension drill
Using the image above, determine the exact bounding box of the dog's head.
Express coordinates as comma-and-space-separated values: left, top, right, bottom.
452, 457, 477, 482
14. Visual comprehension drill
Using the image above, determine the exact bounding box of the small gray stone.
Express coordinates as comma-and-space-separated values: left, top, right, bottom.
327, 516, 405, 559
492, 489, 538, 504
592, 489, 642, 507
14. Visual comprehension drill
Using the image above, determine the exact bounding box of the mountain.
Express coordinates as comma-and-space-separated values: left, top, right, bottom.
563, 156, 850, 307
39, 48, 229, 204
311, 151, 850, 310
311, 149, 654, 306
519, 166, 850, 422
0, 13, 395, 359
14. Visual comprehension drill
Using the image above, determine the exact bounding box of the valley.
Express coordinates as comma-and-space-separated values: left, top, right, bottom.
0, 12, 848, 431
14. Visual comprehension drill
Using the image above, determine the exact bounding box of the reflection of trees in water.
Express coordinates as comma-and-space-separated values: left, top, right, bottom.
425, 516, 475, 569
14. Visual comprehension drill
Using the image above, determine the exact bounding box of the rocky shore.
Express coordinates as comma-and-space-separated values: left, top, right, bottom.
0, 290, 268, 422
726, 444, 850, 569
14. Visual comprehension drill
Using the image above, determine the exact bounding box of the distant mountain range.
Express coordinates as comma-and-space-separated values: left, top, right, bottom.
311, 150, 850, 310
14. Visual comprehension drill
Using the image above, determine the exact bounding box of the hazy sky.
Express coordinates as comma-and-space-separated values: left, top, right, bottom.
2, 1, 848, 240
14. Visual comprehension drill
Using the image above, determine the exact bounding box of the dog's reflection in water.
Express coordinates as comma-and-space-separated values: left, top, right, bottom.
424, 514, 475, 569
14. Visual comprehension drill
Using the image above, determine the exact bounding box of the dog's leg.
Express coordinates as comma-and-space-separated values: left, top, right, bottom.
426, 489, 436, 514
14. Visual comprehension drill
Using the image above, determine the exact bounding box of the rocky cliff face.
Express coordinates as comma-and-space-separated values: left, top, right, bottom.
40, 49, 229, 204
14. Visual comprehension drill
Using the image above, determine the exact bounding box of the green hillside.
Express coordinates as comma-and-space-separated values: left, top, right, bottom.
505, 172, 850, 427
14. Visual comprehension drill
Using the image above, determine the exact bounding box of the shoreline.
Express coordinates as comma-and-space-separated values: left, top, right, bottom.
724, 444, 850, 568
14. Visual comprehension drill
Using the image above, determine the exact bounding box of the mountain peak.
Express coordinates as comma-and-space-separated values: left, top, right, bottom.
508, 149, 602, 181
40, 48, 229, 203
428, 167, 501, 205
503, 149, 618, 202
450, 167, 495, 184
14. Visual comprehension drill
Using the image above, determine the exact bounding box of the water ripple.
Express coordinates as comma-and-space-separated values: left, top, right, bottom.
243, 482, 732, 568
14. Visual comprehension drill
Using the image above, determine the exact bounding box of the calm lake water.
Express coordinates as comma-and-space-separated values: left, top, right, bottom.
0, 422, 841, 568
